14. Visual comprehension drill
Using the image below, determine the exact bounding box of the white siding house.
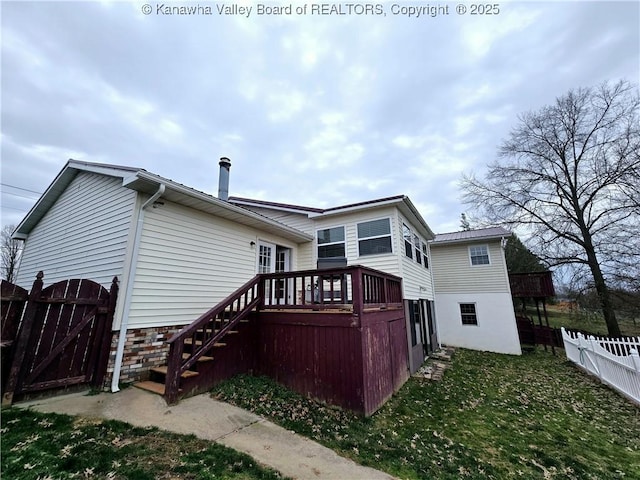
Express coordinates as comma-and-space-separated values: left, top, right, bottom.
430, 228, 522, 355
12, 159, 523, 393
13, 160, 313, 389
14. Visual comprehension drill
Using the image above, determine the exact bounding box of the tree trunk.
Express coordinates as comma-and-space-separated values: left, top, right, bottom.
584, 239, 621, 337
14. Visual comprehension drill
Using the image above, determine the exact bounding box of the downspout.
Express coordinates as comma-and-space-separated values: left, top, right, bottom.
111, 184, 165, 393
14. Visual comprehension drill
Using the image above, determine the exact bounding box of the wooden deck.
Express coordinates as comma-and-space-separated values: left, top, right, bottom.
158, 266, 409, 415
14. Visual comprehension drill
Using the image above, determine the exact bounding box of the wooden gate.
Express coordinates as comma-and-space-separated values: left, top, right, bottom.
1, 280, 29, 395
2, 272, 118, 405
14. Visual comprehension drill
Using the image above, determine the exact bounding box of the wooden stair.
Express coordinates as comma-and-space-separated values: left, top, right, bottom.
133, 324, 241, 398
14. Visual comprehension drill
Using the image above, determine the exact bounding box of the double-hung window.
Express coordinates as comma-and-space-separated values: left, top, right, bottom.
357, 218, 392, 256
460, 303, 478, 325
422, 242, 429, 269
469, 245, 490, 265
403, 224, 413, 259
414, 234, 422, 265
317, 226, 345, 258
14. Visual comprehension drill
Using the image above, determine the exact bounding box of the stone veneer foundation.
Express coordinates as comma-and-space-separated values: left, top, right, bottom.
103, 325, 186, 388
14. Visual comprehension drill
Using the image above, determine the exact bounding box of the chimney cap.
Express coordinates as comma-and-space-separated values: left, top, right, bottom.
219, 157, 231, 167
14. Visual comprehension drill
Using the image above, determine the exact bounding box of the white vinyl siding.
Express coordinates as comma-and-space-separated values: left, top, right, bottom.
431, 241, 510, 294
398, 212, 434, 300
15, 172, 136, 288
234, 205, 314, 269
234, 205, 315, 235
128, 201, 298, 329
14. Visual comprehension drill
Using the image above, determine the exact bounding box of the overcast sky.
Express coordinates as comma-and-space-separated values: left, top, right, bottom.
1, 1, 638, 235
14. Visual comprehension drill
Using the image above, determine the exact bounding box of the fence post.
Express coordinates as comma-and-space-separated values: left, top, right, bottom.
2, 272, 44, 406
93, 277, 119, 389
588, 335, 602, 380
631, 349, 640, 374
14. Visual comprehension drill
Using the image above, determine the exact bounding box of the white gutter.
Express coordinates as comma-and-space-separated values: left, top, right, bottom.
111, 184, 165, 393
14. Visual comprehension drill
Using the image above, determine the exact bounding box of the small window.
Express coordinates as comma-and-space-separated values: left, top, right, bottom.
403, 224, 413, 259
357, 218, 392, 256
414, 234, 422, 265
422, 243, 429, 269
460, 303, 478, 325
469, 245, 490, 265
317, 226, 345, 258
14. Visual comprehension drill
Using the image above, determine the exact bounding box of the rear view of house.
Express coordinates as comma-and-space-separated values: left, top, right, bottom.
7, 158, 521, 414
8, 159, 437, 414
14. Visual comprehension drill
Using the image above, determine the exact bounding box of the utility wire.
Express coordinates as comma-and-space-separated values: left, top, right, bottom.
1, 191, 39, 200
0, 183, 43, 195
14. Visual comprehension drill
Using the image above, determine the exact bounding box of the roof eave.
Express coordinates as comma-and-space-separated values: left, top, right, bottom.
14, 160, 140, 238
124, 172, 313, 243
430, 233, 509, 246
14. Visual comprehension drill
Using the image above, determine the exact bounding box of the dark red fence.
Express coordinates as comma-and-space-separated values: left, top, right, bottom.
1, 280, 29, 396
516, 316, 563, 348
2, 272, 118, 406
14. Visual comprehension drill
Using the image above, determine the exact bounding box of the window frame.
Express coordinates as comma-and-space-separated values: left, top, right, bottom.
357, 217, 393, 257
459, 303, 478, 326
403, 223, 413, 260
316, 225, 346, 259
422, 242, 429, 269
413, 234, 422, 265
469, 244, 491, 266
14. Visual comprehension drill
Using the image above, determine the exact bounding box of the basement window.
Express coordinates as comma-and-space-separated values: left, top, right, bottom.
460, 303, 478, 325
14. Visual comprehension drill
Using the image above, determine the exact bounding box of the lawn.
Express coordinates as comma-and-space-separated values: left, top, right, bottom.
3, 349, 638, 480
1, 409, 285, 480
213, 349, 640, 480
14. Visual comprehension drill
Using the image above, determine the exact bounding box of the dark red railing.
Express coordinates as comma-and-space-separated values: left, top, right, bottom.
260, 265, 403, 314
509, 272, 555, 298
164, 266, 403, 403
165, 275, 261, 404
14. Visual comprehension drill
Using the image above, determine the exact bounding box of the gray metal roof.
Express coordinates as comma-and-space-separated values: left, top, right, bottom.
431, 226, 511, 245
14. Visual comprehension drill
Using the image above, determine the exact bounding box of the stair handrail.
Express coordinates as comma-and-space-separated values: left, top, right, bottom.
164, 275, 262, 403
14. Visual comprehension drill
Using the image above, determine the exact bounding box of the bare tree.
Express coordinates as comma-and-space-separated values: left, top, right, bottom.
1, 225, 22, 283
461, 80, 640, 336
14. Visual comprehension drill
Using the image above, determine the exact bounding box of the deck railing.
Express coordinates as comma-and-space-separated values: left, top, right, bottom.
165, 275, 261, 404
164, 266, 403, 403
261, 265, 403, 314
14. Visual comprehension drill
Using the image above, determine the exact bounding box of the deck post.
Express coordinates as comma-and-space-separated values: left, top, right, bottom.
352, 267, 363, 317
2, 271, 44, 406
165, 340, 184, 404
257, 276, 265, 310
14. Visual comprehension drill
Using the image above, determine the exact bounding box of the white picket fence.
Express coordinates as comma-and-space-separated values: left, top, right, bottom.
561, 328, 640, 405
